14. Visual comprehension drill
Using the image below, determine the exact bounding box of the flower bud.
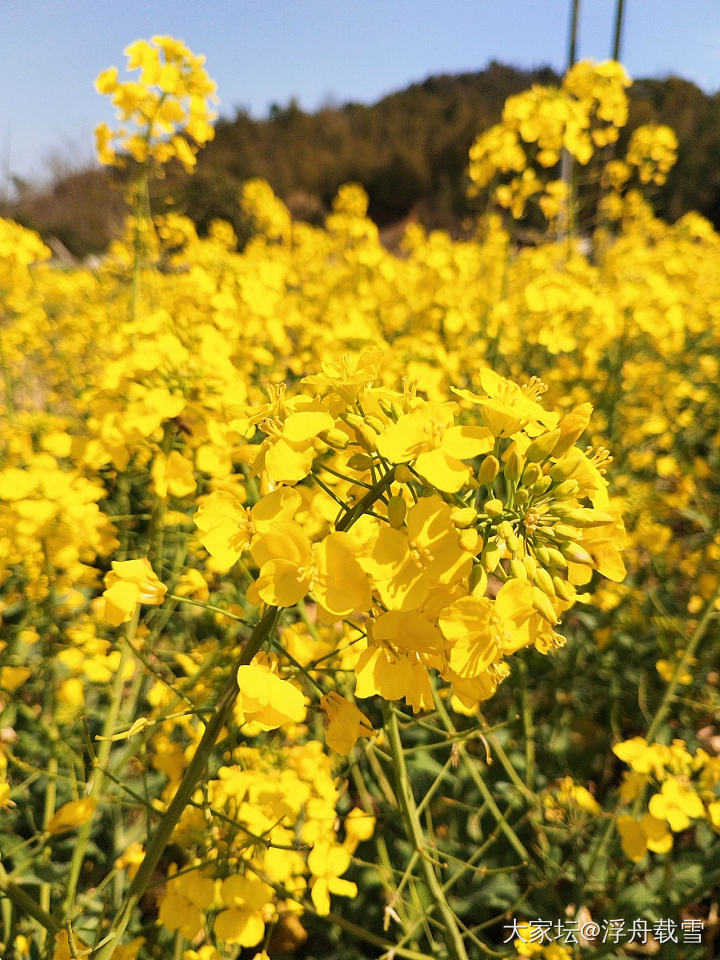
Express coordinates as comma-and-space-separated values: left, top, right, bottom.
560, 542, 594, 565
553, 403, 593, 457
549, 457, 581, 483
503, 449, 524, 486
525, 429, 561, 463
459, 528, 481, 553
469, 564, 488, 596
388, 495, 406, 529
484, 498, 504, 518
365, 415, 385, 434
562, 508, 615, 528
510, 558, 528, 580
552, 479, 579, 500
481, 542, 501, 572
532, 475, 552, 495
451, 506, 476, 528
347, 452, 374, 471
523, 554, 537, 579
522, 462, 542, 486
532, 587, 559, 624
354, 423, 379, 452
553, 577, 575, 602
394, 464, 412, 483
323, 428, 350, 450
477, 455, 500, 485
546, 547, 568, 568
533, 567, 556, 597
534, 545, 551, 565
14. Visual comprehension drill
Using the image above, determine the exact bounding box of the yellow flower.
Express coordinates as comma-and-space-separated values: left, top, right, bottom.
617, 813, 672, 861
115, 841, 145, 880
439, 579, 535, 678
236, 653, 305, 730
648, 777, 704, 831
215, 874, 273, 946
308, 841, 357, 915
99, 558, 167, 626
612, 737, 668, 778
151, 450, 196, 499
358, 495, 472, 612
377, 400, 493, 492
251, 525, 370, 618
0, 666, 31, 692
52, 931, 89, 960
47, 797, 97, 835
320, 692, 374, 754
344, 806, 376, 847
453, 369, 558, 437
355, 644, 434, 713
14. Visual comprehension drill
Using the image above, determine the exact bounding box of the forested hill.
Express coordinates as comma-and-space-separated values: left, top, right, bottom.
6, 61, 720, 257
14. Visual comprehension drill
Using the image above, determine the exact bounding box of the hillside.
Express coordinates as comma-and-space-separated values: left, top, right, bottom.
5, 61, 720, 256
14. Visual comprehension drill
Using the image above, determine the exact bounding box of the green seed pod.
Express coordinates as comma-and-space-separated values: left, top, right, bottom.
477, 455, 500, 485
525, 428, 562, 463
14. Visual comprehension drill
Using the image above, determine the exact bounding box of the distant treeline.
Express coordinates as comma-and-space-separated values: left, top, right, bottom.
5, 61, 720, 257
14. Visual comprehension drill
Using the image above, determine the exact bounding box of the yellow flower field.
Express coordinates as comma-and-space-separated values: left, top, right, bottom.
0, 38, 719, 960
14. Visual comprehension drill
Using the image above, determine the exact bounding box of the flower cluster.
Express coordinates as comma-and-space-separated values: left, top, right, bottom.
614, 737, 720, 860
94, 36, 217, 170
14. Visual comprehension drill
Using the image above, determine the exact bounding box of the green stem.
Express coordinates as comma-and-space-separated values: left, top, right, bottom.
646, 581, 720, 742
385, 706, 469, 960
434, 692, 530, 862
335, 467, 395, 531
0, 874, 62, 937
91, 605, 279, 960
517, 659, 536, 791
63, 615, 139, 917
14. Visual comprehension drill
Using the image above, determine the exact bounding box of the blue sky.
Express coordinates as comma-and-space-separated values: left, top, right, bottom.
3, 0, 720, 184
